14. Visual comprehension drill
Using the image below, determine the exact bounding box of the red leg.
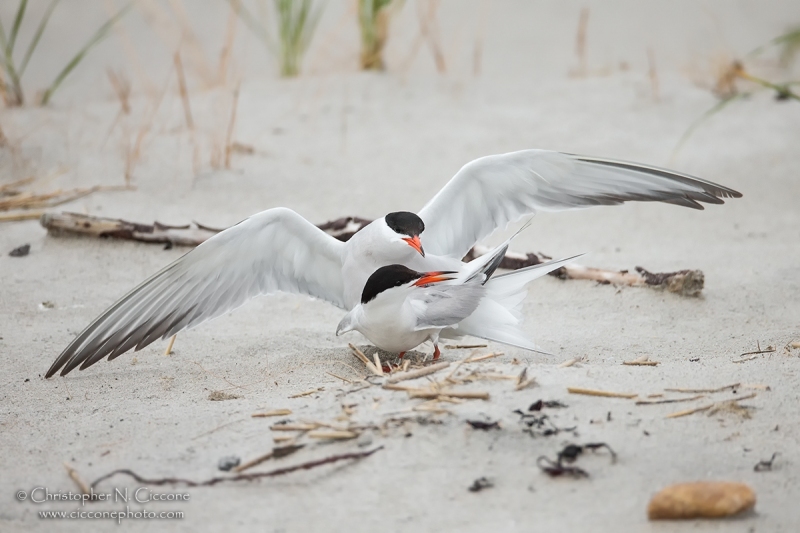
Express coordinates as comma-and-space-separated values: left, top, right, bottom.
432, 345, 441, 360
382, 352, 406, 373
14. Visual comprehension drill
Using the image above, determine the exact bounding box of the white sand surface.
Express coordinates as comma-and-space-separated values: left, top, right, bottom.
1, 1, 799, 531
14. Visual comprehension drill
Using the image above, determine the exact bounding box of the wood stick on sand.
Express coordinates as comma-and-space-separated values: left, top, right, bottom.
567, 387, 638, 399
233, 451, 275, 473
623, 356, 659, 366
289, 388, 324, 398
665, 383, 740, 394
0, 210, 44, 222
251, 409, 292, 418
307, 430, 358, 440
466, 351, 504, 363
408, 390, 490, 400
385, 361, 450, 384
164, 335, 176, 356
348, 344, 382, 376
64, 462, 91, 495
636, 395, 705, 405
666, 392, 757, 419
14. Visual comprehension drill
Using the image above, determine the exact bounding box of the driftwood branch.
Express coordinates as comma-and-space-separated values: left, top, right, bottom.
40, 212, 704, 296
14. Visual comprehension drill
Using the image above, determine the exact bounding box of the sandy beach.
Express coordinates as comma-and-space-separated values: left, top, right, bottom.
1, 1, 800, 531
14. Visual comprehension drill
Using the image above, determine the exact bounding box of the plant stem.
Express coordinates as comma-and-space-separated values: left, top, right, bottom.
18, 0, 60, 77
736, 70, 800, 102
40, 2, 132, 105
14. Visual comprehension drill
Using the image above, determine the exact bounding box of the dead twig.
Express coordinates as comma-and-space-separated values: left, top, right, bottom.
270, 423, 318, 432
0, 177, 35, 193
622, 356, 659, 367
465, 352, 504, 363
41, 212, 220, 247
665, 404, 713, 419
739, 347, 775, 357
289, 388, 324, 398
0, 210, 44, 222
385, 361, 450, 384
91, 447, 384, 488
233, 444, 304, 473
666, 392, 757, 419
665, 383, 740, 394
636, 395, 705, 405
307, 430, 358, 440
408, 390, 489, 400
348, 344, 382, 376
0, 186, 126, 212
326, 371, 354, 384
251, 409, 292, 418
515, 367, 537, 391
164, 335, 176, 356
567, 387, 637, 399
64, 462, 91, 495
444, 344, 487, 349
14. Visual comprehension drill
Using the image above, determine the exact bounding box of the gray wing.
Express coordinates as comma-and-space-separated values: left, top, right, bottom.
417, 150, 742, 259
46, 207, 346, 377
409, 283, 485, 330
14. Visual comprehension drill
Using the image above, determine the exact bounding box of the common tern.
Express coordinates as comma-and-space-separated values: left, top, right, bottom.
45, 149, 741, 377
336, 241, 581, 359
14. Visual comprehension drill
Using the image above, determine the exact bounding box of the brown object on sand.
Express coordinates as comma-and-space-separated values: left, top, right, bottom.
647, 481, 756, 519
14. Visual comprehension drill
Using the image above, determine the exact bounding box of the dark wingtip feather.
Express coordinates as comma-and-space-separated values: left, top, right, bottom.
573, 155, 743, 205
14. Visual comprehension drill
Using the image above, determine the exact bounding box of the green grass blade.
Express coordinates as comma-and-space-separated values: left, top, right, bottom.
301, 0, 323, 53
0, 8, 9, 50
229, 0, 276, 53
0, 1, 26, 104
7, 0, 28, 57
671, 94, 747, 160
40, 1, 132, 105
748, 26, 800, 60
18, 0, 60, 77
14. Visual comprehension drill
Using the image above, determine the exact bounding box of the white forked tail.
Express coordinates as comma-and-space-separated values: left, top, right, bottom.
447, 254, 584, 353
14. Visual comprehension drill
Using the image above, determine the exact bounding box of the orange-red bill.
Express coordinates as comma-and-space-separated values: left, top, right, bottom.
413, 271, 456, 286
402, 236, 425, 257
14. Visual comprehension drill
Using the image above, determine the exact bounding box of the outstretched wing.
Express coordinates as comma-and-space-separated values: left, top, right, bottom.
418, 150, 742, 259
46, 207, 346, 377
409, 283, 485, 330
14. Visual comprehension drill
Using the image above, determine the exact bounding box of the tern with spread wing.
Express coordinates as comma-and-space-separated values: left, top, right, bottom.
46, 149, 741, 377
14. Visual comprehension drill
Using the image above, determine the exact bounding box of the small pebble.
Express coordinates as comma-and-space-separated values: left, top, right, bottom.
9, 244, 30, 257
468, 477, 494, 492
648, 481, 756, 519
357, 431, 374, 448
217, 456, 240, 472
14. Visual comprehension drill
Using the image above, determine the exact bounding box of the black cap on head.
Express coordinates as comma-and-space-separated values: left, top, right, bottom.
361, 264, 422, 304
385, 211, 425, 237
